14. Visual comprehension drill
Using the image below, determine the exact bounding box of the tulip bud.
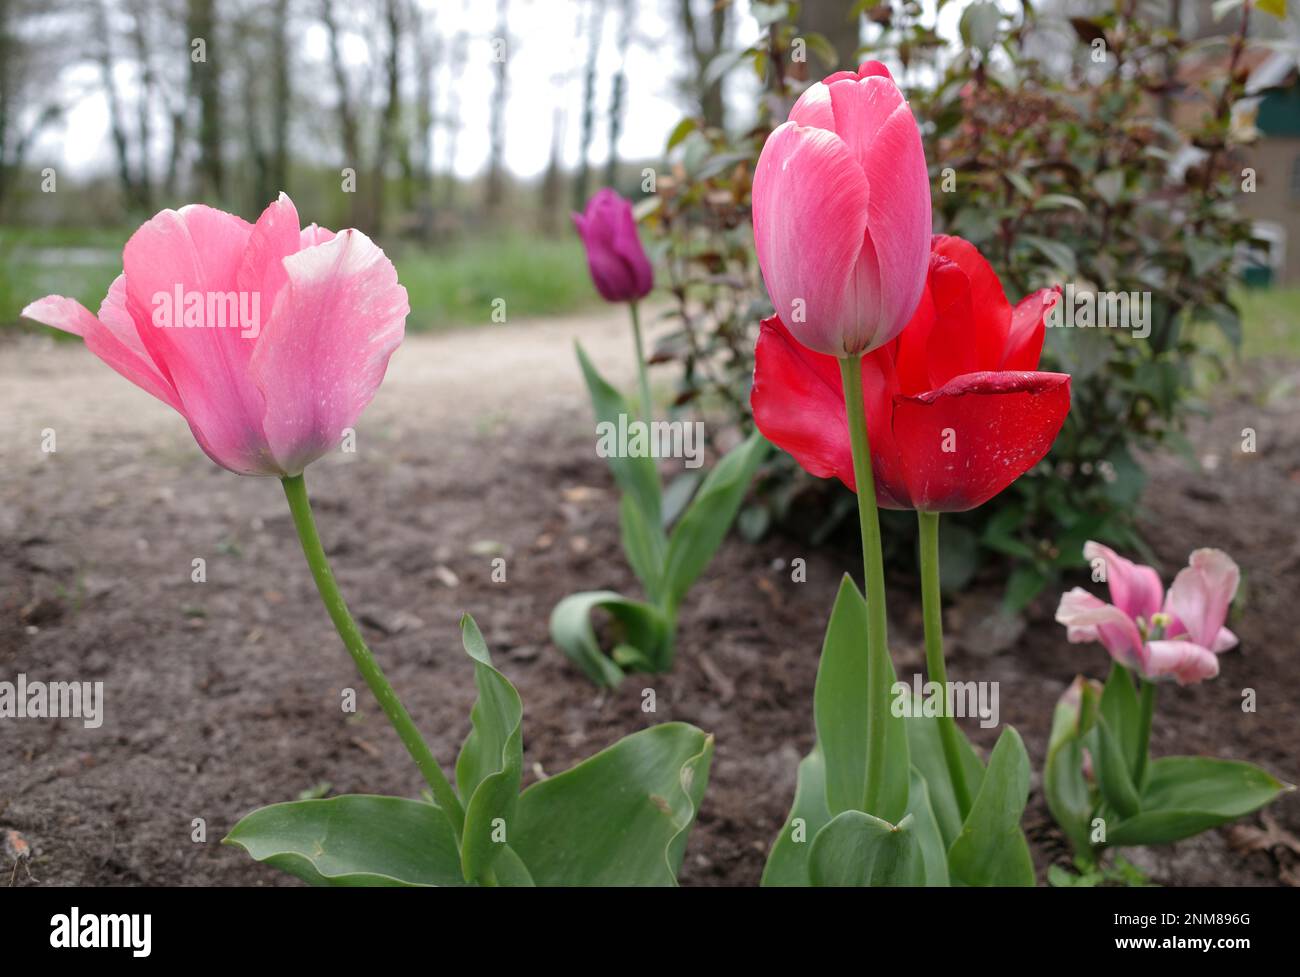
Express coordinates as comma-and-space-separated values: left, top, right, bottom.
572, 188, 654, 304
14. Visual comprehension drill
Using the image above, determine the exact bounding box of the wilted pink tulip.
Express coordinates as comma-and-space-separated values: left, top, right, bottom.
24, 193, 408, 477
1056, 542, 1240, 685
752, 60, 931, 357
573, 188, 654, 303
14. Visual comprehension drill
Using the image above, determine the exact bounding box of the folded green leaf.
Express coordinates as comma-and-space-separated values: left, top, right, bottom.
904, 706, 985, 848
1100, 663, 1140, 777
814, 574, 910, 823
575, 341, 661, 525
511, 723, 714, 885
224, 795, 468, 886
455, 615, 524, 884
1044, 680, 1094, 855
548, 590, 671, 686
661, 430, 768, 612
761, 745, 832, 887
906, 767, 950, 886
619, 492, 666, 601
809, 811, 925, 886
946, 726, 1035, 886
1093, 714, 1141, 819
1106, 756, 1293, 847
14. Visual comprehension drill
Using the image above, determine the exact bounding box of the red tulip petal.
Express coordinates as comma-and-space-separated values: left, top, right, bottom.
930, 235, 1011, 373
751, 316, 911, 508
891, 370, 1071, 512
1002, 286, 1059, 370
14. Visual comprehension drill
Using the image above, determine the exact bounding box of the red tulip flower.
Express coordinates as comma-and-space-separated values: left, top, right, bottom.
752, 234, 1071, 511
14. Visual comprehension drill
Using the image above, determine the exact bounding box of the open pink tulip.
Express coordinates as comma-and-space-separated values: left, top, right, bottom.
23, 193, 408, 477
573, 188, 654, 303
752, 60, 931, 357
1056, 542, 1240, 684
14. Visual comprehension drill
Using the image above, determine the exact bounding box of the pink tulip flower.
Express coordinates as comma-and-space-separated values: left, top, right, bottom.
752, 60, 931, 358
23, 193, 408, 477
572, 189, 654, 303
1056, 542, 1240, 685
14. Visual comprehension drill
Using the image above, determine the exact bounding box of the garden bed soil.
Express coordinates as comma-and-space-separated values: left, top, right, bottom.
2, 319, 1297, 887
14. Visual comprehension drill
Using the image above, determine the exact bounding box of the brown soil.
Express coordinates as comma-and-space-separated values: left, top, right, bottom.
2, 315, 1297, 887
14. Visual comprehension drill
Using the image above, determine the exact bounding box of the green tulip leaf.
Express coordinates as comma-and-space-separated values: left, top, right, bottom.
1093, 714, 1141, 819
619, 491, 666, 601
809, 811, 925, 886
224, 795, 468, 886
1106, 757, 1293, 847
1100, 663, 1140, 776
510, 722, 713, 885
761, 744, 832, 887
906, 767, 950, 886
1044, 679, 1095, 855
903, 706, 986, 848
946, 726, 1035, 886
814, 574, 910, 823
575, 341, 661, 525
661, 430, 767, 612
549, 590, 671, 686
455, 614, 524, 884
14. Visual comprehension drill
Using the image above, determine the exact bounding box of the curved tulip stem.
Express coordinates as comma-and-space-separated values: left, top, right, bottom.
628, 301, 654, 422
917, 510, 973, 819
1133, 677, 1157, 788
281, 473, 465, 839
838, 355, 892, 815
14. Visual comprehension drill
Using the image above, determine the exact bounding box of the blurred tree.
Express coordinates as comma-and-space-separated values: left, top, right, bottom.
483, 0, 509, 214
604, 0, 633, 188
573, 0, 605, 211
678, 0, 729, 129
797, 0, 860, 70
187, 0, 224, 201
0, 0, 64, 219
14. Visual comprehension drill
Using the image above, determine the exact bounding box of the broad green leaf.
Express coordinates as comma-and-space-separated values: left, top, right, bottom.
761, 745, 832, 887
946, 727, 1035, 886
455, 615, 524, 883
511, 723, 713, 885
548, 590, 671, 686
906, 767, 950, 886
1106, 757, 1292, 847
1093, 715, 1140, 819
619, 492, 666, 601
224, 796, 467, 886
575, 341, 661, 525
661, 470, 702, 529
661, 431, 767, 612
904, 708, 985, 848
814, 575, 910, 823
1099, 663, 1140, 776
809, 812, 924, 886
1044, 678, 1094, 855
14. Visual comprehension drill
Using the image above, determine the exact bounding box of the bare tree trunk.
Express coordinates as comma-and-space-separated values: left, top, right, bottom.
412, 2, 439, 238
125, 0, 156, 210
540, 103, 566, 235
797, 0, 860, 71
483, 0, 509, 215
270, 0, 291, 194
679, 0, 728, 129
321, 0, 362, 225
95, 0, 141, 209
370, 0, 403, 235
604, 0, 632, 189
187, 0, 224, 202
441, 29, 467, 211
573, 0, 603, 211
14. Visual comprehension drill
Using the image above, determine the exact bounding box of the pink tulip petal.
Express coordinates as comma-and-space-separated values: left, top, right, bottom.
828, 77, 931, 349
1083, 541, 1164, 625
1055, 587, 1145, 669
1212, 626, 1238, 653
752, 121, 872, 356
300, 224, 336, 248
788, 81, 836, 131
1145, 640, 1221, 685
121, 204, 279, 474
250, 229, 408, 475
237, 192, 302, 316
1163, 548, 1240, 649
22, 293, 182, 412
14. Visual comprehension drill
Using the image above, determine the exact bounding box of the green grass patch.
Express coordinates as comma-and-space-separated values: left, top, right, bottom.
1, 228, 599, 333
1233, 286, 1300, 360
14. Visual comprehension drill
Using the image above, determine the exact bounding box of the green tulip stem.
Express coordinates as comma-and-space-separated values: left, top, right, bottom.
281, 473, 465, 839
838, 355, 893, 816
629, 301, 654, 422
1134, 677, 1157, 787
917, 509, 973, 819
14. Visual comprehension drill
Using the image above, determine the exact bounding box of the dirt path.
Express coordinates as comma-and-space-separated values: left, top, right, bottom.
1, 318, 1298, 888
